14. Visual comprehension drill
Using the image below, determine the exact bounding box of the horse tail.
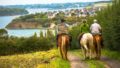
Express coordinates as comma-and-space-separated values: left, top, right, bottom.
78, 33, 84, 46
93, 34, 102, 59
61, 36, 68, 60
92, 35, 96, 50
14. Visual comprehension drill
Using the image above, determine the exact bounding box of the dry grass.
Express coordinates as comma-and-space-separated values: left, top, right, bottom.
0, 49, 59, 68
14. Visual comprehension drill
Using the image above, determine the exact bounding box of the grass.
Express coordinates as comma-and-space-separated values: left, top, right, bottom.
50, 58, 70, 68
36, 58, 70, 68
0, 48, 70, 68
70, 49, 105, 68
102, 49, 120, 61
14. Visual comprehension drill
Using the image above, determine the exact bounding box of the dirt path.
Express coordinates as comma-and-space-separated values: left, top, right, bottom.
67, 53, 88, 68
67, 52, 120, 68
101, 56, 120, 68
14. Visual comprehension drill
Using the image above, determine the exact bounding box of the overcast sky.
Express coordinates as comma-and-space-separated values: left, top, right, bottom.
0, 0, 110, 5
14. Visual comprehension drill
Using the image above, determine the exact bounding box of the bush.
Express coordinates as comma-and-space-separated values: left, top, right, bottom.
69, 24, 81, 49
95, 0, 120, 51
0, 35, 55, 55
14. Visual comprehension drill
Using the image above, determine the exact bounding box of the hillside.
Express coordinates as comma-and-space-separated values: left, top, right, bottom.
0, 7, 28, 16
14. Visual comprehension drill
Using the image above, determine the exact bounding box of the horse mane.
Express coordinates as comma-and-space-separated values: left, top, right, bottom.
93, 35, 97, 53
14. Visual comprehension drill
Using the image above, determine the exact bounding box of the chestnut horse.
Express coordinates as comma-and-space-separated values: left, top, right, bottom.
57, 34, 71, 60
78, 33, 95, 59
93, 34, 103, 59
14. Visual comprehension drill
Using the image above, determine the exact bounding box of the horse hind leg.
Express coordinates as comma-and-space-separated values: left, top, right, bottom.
82, 45, 89, 60
89, 38, 95, 59
81, 46, 86, 60
60, 46, 64, 59
97, 43, 101, 59
64, 45, 68, 60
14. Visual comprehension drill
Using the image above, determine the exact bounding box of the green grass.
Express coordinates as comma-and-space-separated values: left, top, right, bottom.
0, 49, 70, 68
102, 49, 120, 61
85, 60, 105, 68
49, 58, 70, 68
70, 50, 105, 68
36, 57, 70, 68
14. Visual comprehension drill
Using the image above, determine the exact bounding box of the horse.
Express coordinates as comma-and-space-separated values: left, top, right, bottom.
78, 33, 96, 59
57, 33, 71, 60
93, 34, 103, 59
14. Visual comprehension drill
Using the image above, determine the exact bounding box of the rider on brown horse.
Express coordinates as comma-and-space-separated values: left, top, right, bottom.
56, 19, 72, 48
90, 19, 104, 47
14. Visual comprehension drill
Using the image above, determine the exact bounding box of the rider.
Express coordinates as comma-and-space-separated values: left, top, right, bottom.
56, 19, 71, 48
90, 19, 103, 47
90, 19, 102, 35
80, 19, 89, 33
78, 19, 89, 46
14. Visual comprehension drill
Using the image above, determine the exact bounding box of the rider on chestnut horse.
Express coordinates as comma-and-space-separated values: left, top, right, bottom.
90, 19, 104, 47
56, 19, 72, 48
90, 19, 104, 59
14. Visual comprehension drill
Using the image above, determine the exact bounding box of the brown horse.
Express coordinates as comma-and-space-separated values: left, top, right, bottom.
57, 34, 71, 60
93, 34, 103, 59
78, 33, 95, 59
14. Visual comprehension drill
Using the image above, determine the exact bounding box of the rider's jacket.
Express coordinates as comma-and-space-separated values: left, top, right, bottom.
80, 23, 89, 33
57, 23, 69, 34
90, 22, 101, 35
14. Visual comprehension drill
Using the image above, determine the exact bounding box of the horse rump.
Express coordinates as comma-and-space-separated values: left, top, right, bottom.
57, 33, 71, 60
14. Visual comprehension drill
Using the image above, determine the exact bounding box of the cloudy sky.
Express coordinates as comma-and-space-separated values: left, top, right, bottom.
0, 0, 110, 5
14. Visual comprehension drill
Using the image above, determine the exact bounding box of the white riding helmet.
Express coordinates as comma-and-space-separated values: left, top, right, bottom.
93, 19, 97, 23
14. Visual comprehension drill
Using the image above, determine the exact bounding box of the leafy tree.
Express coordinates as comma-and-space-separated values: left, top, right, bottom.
0, 29, 8, 38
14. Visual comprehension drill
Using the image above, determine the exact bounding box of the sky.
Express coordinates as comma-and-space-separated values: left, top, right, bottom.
0, 0, 110, 5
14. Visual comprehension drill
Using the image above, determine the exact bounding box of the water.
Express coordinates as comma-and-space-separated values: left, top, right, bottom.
0, 16, 19, 28
7, 29, 48, 37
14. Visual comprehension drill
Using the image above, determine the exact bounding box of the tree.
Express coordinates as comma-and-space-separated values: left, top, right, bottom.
0, 29, 8, 38
96, 0, 120, 51
40, 31, 44, 38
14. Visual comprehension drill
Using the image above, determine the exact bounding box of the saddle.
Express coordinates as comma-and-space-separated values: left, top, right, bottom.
57, 33, 72, 41
56, 33, 72, 48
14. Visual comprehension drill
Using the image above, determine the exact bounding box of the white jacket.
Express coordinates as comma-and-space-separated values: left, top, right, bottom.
90, 23, 101, 34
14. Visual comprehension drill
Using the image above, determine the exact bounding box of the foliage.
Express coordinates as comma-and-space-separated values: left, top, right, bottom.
0, 29, 8, 38
95, 0, 120, 51
0, 7, 28, 16
69, 24, 81, 49
0, 30, 56, 55
102, 49, 120, 61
